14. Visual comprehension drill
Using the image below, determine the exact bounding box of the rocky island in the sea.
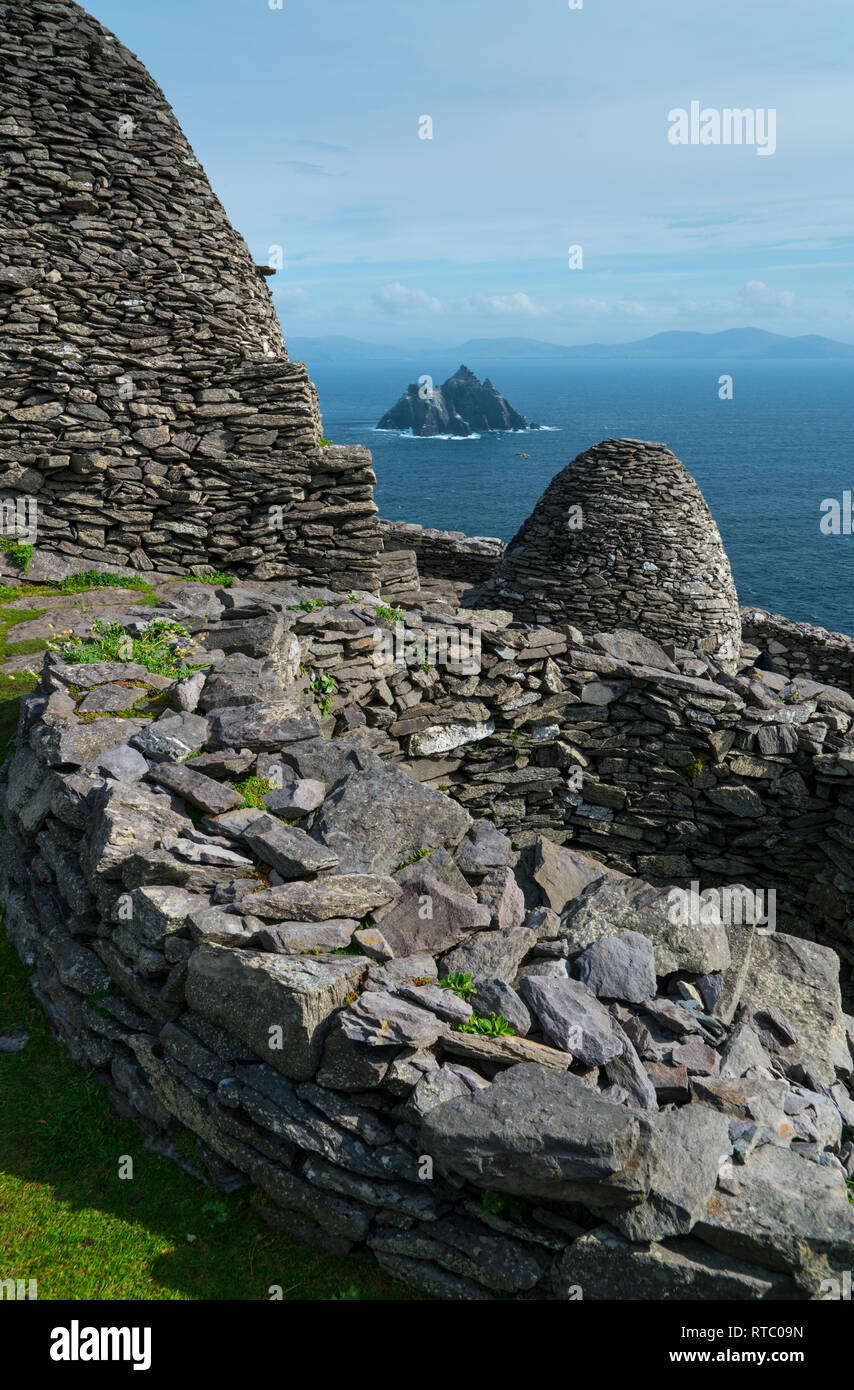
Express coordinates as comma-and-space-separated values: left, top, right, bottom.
377, 364, 528, 436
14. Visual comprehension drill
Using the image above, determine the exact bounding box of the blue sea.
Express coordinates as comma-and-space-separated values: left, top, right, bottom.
304, 357, 854, 635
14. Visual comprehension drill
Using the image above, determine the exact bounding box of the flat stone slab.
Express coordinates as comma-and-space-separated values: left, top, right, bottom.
339, 990, 445, 1049
241, 813, 338, 878
207, 701, 320, 751
373, 873, 490, 958
147, 760, 243, 814
235, 874, 401, 922
555, 1227, 796, 1301
311, 762, 471, 874
693, 1144, 854, 1294
186, 942, 366, 1081
420, 1063, 649, 1205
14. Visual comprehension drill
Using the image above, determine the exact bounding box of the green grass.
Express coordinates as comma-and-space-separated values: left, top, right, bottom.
233, 776, 273, 809
0, 930, 416, 1301
179, 572, 233, 588
0, 670, 37, 762
55, 569, 152, 596
0, 537, 34, 573
49, 618, 200, 680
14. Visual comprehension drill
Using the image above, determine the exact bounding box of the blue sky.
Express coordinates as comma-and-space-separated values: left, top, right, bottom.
88, 0, 854, 346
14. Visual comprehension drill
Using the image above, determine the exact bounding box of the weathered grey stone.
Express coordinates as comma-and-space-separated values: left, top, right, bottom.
472, 978, 531, 1036
316, 1017, 396, 1091
241, 814, 338, 878
185, 943, 366, 1080
372, 873, 490, 958
403, 1066, 471, 1121
83, 782, 188, 879
263, 779, 325, 816
529, 837, 613, 912
603, 1036, 659, 1112
130, 711, 209, 763
690, 1076, 795, 1146
253, 920, 357, 952
397, 981, 473, 1025
454, 820, 516, 876
311, 763, 471, 874
420, 1062, 650, 1206
555, 1226, 796, 1301
36, 715, 150, 769
519, 975, 623, 1062
562, 877, 731, 977
86, 743, 150, 783
608, 1104, 733, 1242
369, 1218, 545, 1293
147, 760, 242, 814
339, 991, 444, 1049
441, 926, 536, 986
574, 932, 657, 1004
743, 933, 849, 1087
476, 867, 525, 932
207, 702, 320, 752
237, 874, 400, 922
693, 1144, 854, 1294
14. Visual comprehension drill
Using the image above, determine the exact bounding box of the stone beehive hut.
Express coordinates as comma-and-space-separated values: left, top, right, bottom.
470, 439, 741, 671
0, 0, 382, 588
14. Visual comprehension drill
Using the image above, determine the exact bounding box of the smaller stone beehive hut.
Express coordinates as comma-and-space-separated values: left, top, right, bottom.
469, 438, 741, 670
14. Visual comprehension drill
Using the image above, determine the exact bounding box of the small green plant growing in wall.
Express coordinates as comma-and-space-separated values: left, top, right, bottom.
0, 537, 33, 573
318, 436, 332, 448
455, 1011, 515, 1037
396, 847, 433, 870
49, 618, 198, 679
437, 972, 475, 1001
234, 776, 272, 808
680, 753, 707, 780
481, 1190, 526, 1222
374, 603, 404, 623
509, 729, 528, 752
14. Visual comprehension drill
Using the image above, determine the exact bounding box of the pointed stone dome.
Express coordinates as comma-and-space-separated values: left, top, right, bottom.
470, 438, 741, 670
0, 0, 285, 369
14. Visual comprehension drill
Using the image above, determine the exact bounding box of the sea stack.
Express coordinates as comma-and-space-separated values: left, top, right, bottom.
377, 364, 527, 436
467, 438, 742, 671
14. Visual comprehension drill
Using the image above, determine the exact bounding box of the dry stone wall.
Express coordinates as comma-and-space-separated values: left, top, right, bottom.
3, 597, 854, 1301
378, 521, 504, 584
0, 0, 384, 588
244, 587, 854, 1000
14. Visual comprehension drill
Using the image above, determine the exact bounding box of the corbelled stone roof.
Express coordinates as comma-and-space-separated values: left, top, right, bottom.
468, 438, 741, 671
0, 0, 285, 368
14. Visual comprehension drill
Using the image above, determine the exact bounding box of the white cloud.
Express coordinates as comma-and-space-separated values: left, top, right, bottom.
372, 282, 443, 314
274, 288, 312, 311
740, 280, 796, 310
458, 291, 547, 318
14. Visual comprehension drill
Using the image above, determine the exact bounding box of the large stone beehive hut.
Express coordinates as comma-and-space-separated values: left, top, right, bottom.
0, 0, 382, 588
470, 439, 741, 671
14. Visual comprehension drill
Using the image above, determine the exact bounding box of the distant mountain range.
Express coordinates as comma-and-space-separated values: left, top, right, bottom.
290, 328, 854, 364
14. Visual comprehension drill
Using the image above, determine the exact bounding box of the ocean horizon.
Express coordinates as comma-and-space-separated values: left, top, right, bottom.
302, 356, 854, 637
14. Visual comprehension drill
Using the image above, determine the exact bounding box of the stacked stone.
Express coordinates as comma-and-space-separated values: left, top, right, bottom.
3, 604, 854, 1300
741, 608, 854, 690
468, 440, 742, 672
220, 585, 848, 993
0, 0, 384, 589
378, 522, 504, 584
